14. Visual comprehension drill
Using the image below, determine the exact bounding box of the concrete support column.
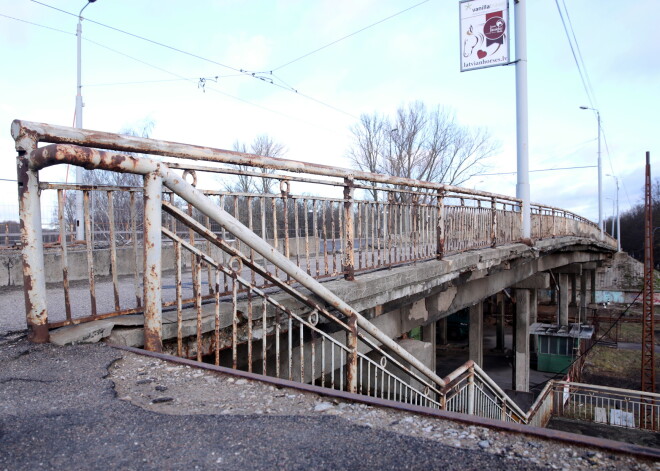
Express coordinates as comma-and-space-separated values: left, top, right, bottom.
569, 274, 577, 307
550, 285, 557, 305
558, 273, 569, 326
438, 317, 448, 346
590, 269, 597, 304
469, 302, 483, 367
496, 292, 505, 351
421, 321, 436, 372
514, 289, 530, 392
529, 289, 538, 354
580, 270, 588, 323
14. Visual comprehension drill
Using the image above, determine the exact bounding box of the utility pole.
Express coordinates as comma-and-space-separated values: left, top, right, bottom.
75, 0, 97, 240
607, 174, 620, 251
597, 110, 602, 237
580, 106, 602, 238
514, 0, 530, 239
641, 151, 655, 394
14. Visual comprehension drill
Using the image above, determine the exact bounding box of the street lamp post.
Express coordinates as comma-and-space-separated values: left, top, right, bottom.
580, 106, 602, 239
606, 174, 621, 251
75, 0, 97, 240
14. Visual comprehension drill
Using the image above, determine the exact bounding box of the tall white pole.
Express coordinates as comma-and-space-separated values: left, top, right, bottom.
597, 110, 603, 238
75, 12, 85, 240
514, 0, 530, 238
615, 176, 620, 251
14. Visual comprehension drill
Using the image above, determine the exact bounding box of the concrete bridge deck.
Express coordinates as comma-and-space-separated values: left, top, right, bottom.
41, 235, 612, 349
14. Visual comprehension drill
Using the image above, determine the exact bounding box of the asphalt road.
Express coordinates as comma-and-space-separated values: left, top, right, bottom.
0, 332, 548, 471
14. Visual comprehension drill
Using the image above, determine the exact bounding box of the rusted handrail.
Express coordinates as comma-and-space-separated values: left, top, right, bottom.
442, 359, 528, 422
22, 142, 447, 389
12, 119, 520, 202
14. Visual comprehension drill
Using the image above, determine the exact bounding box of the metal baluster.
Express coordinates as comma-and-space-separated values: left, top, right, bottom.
214, 269, 220, 366
194, 254, 202, 362
130, 192, 141, 307
107, 191, 120, 311
175, 241, 182, 357
57, 190, 72, 322
83, 191, 97, 317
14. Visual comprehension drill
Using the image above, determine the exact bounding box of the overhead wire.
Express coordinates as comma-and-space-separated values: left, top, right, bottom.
0, 11, 73, 35
269, 0, 433, 71
1, 10, 349, 135
29, 0, 359, 119
81, 38, 350, 134
560, 0, 598, 110
554, 0, 594, 109
555, 1, 631, 209
30, 0, 241, 73
477, 165, 597, 177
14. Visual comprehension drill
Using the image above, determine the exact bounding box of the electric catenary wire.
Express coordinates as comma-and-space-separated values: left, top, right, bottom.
478, 165, 596, 177
29, 0, 359, 119
555, 1, 628, 208
0, 11, 350, 135
269, 0, 433, 72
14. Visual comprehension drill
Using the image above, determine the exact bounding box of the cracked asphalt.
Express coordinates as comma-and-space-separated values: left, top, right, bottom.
0, 331, 556, 471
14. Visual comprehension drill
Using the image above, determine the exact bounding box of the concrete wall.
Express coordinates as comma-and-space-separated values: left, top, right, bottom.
596, 252, 644, 290
0, 236, 320, 287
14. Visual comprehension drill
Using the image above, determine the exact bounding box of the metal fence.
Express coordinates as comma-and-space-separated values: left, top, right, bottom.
550, 381, 660, 431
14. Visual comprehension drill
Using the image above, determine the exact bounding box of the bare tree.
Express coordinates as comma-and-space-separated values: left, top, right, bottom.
228, 141, 254, 194
225, 134, 287, 194
347, 101, 498, 198
60, 120, 154, 243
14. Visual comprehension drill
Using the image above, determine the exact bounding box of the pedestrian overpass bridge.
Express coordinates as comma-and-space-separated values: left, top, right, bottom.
14, 119, 656, 431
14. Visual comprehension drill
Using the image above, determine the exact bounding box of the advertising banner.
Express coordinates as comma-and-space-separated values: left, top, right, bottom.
460, 0, 510, 72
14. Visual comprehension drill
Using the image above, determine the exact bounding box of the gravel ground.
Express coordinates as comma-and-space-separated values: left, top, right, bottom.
111, 353, 658, 471
0, 330, 657, 470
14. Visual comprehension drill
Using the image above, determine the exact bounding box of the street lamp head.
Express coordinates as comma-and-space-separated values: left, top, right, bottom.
579, 106, 588, 110
80, 0, 98, 17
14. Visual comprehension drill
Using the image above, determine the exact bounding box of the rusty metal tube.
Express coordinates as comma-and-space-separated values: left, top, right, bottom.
17, 150, 49, 342
11, 119, 517, 202
142, 169, 163, 352
343, 178, 355, 280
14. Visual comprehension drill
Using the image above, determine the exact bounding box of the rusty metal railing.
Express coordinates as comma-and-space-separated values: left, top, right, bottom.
11, 120, 613, 334
12, 119, 616, 419
548, 382, 660, 432
440, 360, 528, 423
160, 200, 443, 405
13, 121, 447, 401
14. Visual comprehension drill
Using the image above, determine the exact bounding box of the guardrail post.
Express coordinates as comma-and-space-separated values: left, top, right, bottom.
280, 181, 290, 259
143, 169, 163, 352
491, 197, 497, 247
436, 190, 445, 260
16, 139, 49, 343
343, 177, 355, 280
346, 314, 358, 393
467, 366, 475, 415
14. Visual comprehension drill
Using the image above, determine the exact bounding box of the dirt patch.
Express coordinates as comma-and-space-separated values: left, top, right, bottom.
583, 345, 660, 391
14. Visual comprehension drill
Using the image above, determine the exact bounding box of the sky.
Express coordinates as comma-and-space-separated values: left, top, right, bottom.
0, 0, 658, 226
